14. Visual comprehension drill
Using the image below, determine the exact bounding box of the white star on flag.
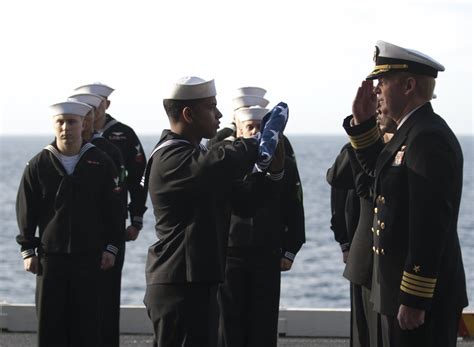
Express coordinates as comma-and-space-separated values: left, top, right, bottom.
277, 105, 288, 120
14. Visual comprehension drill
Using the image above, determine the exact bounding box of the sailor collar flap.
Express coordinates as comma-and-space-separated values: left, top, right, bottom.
44, 141, 95, 176
101, 114, 120, 134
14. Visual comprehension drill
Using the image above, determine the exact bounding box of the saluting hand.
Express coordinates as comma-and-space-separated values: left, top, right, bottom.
101, 251, 116, 270
23, 256, 38, 274
352, 80, 377, 125
397, 304, 425, 330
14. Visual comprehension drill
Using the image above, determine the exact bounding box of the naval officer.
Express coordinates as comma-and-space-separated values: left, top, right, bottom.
343, 40, 468, 346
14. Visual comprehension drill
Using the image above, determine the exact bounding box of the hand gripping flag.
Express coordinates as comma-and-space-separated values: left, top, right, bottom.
254, 102, 289, 172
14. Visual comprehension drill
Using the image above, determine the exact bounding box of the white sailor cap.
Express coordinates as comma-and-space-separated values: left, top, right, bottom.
74, 82, 115, 98
234, 107, 269, 123
165, 76, 216, 100
68, 93, 104, 108
367, 41, 445, 80
232, 95, 269, 111
50, 101, 93, 118
234, 86, 267, 98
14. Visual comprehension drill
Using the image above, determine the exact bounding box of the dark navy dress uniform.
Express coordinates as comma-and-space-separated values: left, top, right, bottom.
218, 153, 305, 347
16, 141, 123, 347
101, 114, 148, 228
344, 103, 468, 346
142, 130, 259, 347
90, 133, 127, 347
99, 114, 147, 346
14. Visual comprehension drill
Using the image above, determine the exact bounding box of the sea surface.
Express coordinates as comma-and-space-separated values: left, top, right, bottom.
1, 135, 472, 309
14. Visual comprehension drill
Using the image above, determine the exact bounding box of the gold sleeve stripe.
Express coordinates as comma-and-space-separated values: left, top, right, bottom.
402, 276, 436, 289
403, 271, 437, 284
400, 284, 434, 298
349, 126, 380, 149
401, 280, 435, 294
353, 135, 378, 148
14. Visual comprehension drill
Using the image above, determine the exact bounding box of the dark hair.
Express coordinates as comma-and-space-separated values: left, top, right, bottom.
163, 99, 201, 122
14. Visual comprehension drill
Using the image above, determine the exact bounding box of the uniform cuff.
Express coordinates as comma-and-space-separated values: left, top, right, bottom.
106, 244, 119, 256
399, 271, 437, 310
283, 251, 296, 262
340, 243, 350, 252
224, 136, 236, 142
131, 216, 143, 229
343, 115, 380, 149
21, 249, 36, 259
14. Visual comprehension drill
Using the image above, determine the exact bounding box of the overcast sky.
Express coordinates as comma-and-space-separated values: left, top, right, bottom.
0, 0, 472, 135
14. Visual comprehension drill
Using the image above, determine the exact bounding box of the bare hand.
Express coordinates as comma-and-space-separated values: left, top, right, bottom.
23, 256, 38, 274
125, 225, 140, 241
101, 252, 116, 270
342, 250, 349, 264
352, 80, 377, 125
281, 258, 293, 271
397, 304, 425, 330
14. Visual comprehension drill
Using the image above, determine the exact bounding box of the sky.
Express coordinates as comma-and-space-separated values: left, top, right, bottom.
0, 0, 472, 136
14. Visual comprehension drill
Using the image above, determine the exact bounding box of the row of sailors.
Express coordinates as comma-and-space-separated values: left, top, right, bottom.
16, 79, 305, 346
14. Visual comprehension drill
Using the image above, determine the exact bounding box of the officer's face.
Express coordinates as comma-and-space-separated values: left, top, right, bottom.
189, 96, 222, 139
53, 114, 84, 146
374, 74, 407, 123
237, 120, 261, 138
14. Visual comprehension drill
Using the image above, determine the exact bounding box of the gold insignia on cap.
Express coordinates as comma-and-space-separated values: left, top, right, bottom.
413, 265, 421, 273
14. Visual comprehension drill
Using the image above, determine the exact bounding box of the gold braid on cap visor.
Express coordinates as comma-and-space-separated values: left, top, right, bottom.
369, 64, 409, 77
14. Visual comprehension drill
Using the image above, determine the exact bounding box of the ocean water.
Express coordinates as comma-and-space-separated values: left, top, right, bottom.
1, 135, 473, 309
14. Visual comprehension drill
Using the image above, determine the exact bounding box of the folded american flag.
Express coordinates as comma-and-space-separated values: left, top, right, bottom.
254, 102, 289, 172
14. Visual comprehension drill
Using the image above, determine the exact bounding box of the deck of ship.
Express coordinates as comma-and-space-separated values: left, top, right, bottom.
1, 303, 473, 346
